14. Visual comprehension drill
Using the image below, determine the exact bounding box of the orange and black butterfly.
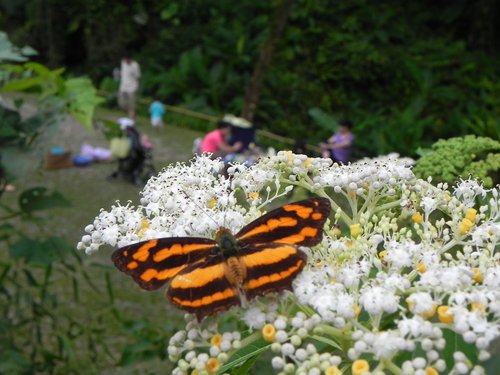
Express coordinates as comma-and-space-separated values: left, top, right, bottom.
111, 197, 331, 319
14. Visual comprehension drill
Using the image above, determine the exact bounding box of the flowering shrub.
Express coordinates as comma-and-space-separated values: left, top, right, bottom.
79, 153, 500, 375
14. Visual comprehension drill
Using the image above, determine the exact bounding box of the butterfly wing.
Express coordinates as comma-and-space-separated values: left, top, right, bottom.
236, 197, 331, 246
238, 243, 307, 300
111, 237, 216, 290
167, 255, 241, 319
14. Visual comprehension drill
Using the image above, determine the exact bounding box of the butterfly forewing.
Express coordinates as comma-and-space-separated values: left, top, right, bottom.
236, 197, 331, 246
111, 237, 216, 290
167, 255, 241, 319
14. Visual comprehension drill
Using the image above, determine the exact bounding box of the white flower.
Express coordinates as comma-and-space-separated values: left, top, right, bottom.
359, 286, 399, 316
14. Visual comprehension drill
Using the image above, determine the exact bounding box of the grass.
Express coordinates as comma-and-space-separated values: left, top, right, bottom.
1, 106, 204, 374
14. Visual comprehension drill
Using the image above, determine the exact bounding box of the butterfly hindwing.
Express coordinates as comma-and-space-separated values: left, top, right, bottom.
239, 243, 307, 300
111, 237, 216, 290
167, 255, 241, 319
236, 197, 331, 246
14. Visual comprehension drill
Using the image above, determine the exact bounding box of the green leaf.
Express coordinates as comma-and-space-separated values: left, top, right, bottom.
310, 334, 343, 351
63, 77, 104, 129
308, 107, 338, 132
18, 187, 71, 213
9, 236, 68, 265
216, 338, 271, 374
118, 340, 156, 366
442, 328, 478, 369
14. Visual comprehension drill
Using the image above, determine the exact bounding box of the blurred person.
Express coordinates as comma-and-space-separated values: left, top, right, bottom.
199, 120, 243, 158
149, 96, 165, 129
109, 118, 145, 185
320, 119, 354, 164
118, 54, 141, 119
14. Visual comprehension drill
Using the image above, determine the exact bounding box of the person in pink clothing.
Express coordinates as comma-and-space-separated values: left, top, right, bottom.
200, 121, 242, 158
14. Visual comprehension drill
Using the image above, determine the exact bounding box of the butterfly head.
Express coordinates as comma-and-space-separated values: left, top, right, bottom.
215, 227, 239, 258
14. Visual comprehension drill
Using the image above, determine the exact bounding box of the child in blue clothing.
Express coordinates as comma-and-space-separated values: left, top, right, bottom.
149, 96, 165, 129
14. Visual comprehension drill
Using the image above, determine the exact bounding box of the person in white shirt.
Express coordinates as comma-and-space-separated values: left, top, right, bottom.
118, 54, 141, 119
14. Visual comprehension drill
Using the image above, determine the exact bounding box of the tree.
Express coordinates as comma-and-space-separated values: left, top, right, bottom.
240, 0, 292, 122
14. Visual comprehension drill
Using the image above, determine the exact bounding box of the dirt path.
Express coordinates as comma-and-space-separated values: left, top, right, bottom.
5, 105, 204, 245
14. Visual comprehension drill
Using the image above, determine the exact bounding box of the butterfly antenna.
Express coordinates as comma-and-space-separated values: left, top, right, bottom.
180, 189, 221, 229
222, 177, 233, 227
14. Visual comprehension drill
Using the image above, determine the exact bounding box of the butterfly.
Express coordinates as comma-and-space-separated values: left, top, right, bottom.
111, 197, 331, 320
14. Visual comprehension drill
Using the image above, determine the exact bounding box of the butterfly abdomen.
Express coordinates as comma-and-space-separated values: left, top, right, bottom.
224, 256, 247, 287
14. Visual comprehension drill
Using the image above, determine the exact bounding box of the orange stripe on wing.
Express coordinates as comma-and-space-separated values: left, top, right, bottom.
238, 216, 298, 241
241, 245, 298, 268
171, 288, 236, 308
246, 260, 304, 289
139, 265, 187, 282
170, 263, 225, 289
275, 226, 318, 244
152, 243, 214, 262
132, 239, 158, 262
283, 204, 313, 218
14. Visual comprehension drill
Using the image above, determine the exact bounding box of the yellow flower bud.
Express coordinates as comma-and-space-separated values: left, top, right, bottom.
352, 359, 370, 375
472, 268, 483, 283
378, 250, 388, 260
437, 305, 454, 324
325, 366, 342, 375
137, 218, 150, 236
412, 212, 423, 224
191, 371, 200, 375
422, 304, 437, 319
406, 299, 415, 311
416, 262, 427, 273
207, 197, 217, 209
471, 302, 486, 314
458, 218, 474, 235
210, 334, 222, 347
206, 358, 220, 373
247, 192, 259, 200
425, 367, 439, 375
330, 226, 342, 238
303, 158, 312, 168
262, 324, 276, 342
350, 223, 363, 238
353, 304, 361, 317
465, 208, 477, 222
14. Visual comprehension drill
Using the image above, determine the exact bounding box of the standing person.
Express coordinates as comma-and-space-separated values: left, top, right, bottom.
149, 96, 165, 129
118, 54, 141, 119
199, 120, 243, 158
320, 119, 354, 164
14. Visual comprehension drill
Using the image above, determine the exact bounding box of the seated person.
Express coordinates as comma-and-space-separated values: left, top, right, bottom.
199, 120, 242, 158
319, 119, 354, 164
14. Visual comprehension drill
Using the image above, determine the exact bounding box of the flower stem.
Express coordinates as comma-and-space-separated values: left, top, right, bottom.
382, 359, 403, 375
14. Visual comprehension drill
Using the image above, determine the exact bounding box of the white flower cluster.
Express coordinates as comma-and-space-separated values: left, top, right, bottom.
80, 152, 500, 374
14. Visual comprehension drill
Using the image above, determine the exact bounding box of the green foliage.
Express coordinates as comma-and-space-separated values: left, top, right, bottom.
0, 31, 36, 63
1, 62, 103, 130
4, 1, 500, 156
18, 186, 70, 213
413, 135, 500, 187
